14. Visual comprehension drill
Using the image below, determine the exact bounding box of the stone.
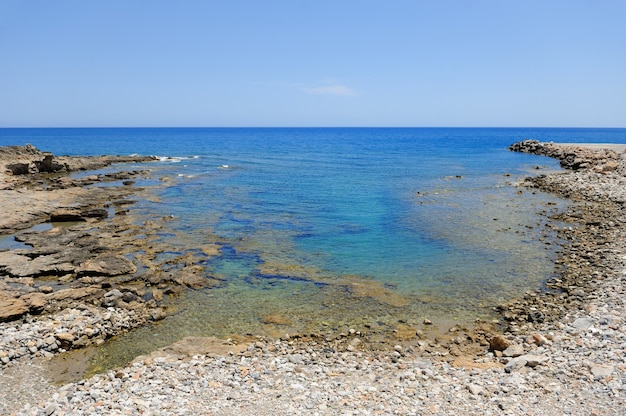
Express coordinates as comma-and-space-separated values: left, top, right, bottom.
504, 356, 528, 373
502, 344, 524, 357
529, 333, 548, 346
489, 335, 510, 351
288, 354, 305, 364
152, 288, 164, 301
590, 364, 614, 380
55, 332, 75, 349
467, 384, 483, 396
349, 338, 362, 348
572, 317, 594, 331
103, 289, 124, 307
602, 160, 618, 172
150, 308, 166, 322
44, 404, 58, 416
521, 354, 549, 368
261, 314, 292, 325
527, 311, 545, 323
39, 286, 54, 294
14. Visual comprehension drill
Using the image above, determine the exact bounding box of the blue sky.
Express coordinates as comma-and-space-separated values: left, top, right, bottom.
0, 1, 624, 127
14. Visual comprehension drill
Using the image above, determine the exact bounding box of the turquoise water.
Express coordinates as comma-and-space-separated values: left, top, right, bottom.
2, 127, 626, 363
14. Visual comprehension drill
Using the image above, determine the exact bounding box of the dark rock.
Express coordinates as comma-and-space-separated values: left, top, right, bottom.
50, 209, 87, 222
36, 154, 67, 173
527, 311, 544, 323
81, 208, 108, 219
5, 162, 32, 175
50, 207, 108, 222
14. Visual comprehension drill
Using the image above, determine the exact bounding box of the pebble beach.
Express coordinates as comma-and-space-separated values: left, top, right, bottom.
1, 141, 625, 415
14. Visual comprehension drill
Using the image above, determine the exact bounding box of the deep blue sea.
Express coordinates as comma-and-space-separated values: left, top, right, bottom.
2, 127, 625, 364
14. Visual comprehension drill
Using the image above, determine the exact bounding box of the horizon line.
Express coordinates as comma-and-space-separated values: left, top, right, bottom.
1, 126, 625, 130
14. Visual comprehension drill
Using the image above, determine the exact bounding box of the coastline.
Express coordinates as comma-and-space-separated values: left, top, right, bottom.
1, 141, 625, 414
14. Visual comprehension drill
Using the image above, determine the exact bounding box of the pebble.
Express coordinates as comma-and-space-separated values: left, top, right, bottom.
0, 305, 146, 365
572, 317, 594, 331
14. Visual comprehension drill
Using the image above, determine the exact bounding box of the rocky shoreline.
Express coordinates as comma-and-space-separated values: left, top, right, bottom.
0, 146, 168, 340
0, 146, 232, 366
2, 141, 626, 415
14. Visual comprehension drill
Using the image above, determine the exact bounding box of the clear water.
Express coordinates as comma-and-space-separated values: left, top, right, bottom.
2, 127, 626, 365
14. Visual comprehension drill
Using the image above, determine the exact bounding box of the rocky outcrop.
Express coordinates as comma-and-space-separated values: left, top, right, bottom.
0, 145, 165, 326
1, 144, 158, 177
508, 139, 624, 172
0, 145, 56, 175
0, 145, 156, 234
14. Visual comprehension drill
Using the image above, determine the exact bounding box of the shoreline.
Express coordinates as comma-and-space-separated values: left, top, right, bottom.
1, 142, 625, 414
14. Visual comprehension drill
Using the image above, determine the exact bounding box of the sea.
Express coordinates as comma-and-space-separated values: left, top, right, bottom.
1, 127, 625, 368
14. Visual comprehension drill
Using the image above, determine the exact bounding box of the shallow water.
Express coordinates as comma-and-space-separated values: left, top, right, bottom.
3, 127, 625, 369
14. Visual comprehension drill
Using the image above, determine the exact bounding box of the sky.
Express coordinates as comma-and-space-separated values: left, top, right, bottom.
0, 1, 625, 128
